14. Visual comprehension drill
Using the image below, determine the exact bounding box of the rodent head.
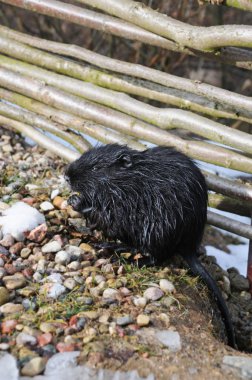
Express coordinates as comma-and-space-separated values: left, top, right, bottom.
65, 144, 136, 193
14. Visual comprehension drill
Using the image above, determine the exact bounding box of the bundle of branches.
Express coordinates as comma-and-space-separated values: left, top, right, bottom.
0, 0, 251, 245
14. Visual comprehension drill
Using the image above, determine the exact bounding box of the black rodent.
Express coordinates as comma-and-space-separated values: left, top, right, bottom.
65, 143, 235, 347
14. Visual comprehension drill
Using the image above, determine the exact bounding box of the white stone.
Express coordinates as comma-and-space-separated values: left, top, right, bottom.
47, 284, 66, 299
0, 352, 19, 380
155, 330, 181, 352
16, 332, 37, 346
51, 189, 60, 200
63, 278, 76, 290
55, 250, 71, 265
44, 273, 63, 283
144, 287, 164, 301
222, 355, 252, 379
42, 241, 62, 253
102, 288, 119, 299
44, 351, 80, 375
40, 201, 54, 211
159, 279, 176, 293
133, 297, 147, 308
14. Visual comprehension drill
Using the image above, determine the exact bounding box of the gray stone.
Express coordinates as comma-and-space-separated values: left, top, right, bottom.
21, 357, 46, 376
16, 332, 37, 346
144, 287, 164, 301
0, 352, 19, 380
103, 288, 119, 299
133, 297, 147, 308
44, 351, 80, 375
229, 273, 249, 292
155, 330, 182, 352
116, 315, 134, 326
55, 250, 71, 265
222, 355, 252, 379
42, 241, 62, 253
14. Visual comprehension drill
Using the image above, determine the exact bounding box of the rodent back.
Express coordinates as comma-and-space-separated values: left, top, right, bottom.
66, 144, 208, 261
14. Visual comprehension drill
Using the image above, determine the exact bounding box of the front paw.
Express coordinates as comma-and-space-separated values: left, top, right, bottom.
67, 194, 82, 211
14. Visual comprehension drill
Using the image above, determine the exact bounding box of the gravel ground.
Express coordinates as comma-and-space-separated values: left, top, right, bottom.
0, 127, 252, 380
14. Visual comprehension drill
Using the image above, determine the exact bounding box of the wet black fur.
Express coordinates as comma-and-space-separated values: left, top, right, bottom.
65, 144, 235, 347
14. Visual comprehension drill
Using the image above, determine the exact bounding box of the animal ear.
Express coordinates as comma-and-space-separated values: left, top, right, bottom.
118, 154, 132, 168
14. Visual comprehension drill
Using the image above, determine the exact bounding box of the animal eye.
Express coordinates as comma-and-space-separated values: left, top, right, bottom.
118, 154, 132, 168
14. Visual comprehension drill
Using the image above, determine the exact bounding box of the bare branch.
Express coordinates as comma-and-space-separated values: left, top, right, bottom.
0, 27, 251, 123
207, 210, 252, 240
0, 66, 252, 173
0, 49, 251, 155
77, 0, 252, 50
0, 88, 146, 151
208, 193, 251, 217
0, 2, 252, 70
0, 115, 80, 162
203, 171, 252, 204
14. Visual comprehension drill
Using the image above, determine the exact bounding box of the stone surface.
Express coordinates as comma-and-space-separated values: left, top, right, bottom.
16, 332, 37, 346
144, 287, 164, 301
44, 351, 80, 375
3, 273, 27, 290
55, 250, 71, 265
0, 302, 24, 315
103, 288, 119, 299
155, 330, 182, 352
0, 286, 10, 305
159, 279, 176, 293
21, 357, 46, 376
222, 355, 252, 379
133, 297, 147, 308
42, 240, 62, 253
137, 314, 150, 327
116, 315, 134, 326
40, 201, 54, 211
0, 352, 19, 380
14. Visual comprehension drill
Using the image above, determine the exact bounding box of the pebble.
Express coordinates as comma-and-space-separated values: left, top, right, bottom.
36, 258, 46, 273
44, 351, 80, 375
0, 286, 10, 305
137, 314, 150, 326
51, 189, 60, 200
155, 330, 181, 352
0, 343, 10, 350
3, 273, 27, 290
161, 296, 176, 308
64, 278, 77, 290
1, 320, 17, 334
44, 273, 63, 283
21, 357, 46, 376
0, 352, 19, 380
67, 261, 81, 270
40, 283, 66, 299
33, 272, 43, 282
116, 315, 134, 326
103, 288, 119, 299
223, 355, 252, 379
55, 250, 71, 265
144, 287, 164, 301
42, 240, 62, 253
229, 273, 250, 292
20, 247, 31, 258
16, 332, 37, 346
133, 296, 147, 308
0, 302, 24, 315
26, 223, 48, 243
9, 242, 24, 255
0, 234, 15, 248
37, 333, 53, 347
40, 201, 54, 211
159, 279, 176, 293
65, 245, 84, 259
0, 257, 4, 266
79, 243, 93, 252
0, 268, 6, 279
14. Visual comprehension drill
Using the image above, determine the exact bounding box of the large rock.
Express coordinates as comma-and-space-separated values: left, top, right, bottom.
0, 352, 19, 380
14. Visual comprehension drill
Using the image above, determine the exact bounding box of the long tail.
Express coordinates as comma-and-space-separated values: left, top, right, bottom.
183, 253, 236, 348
